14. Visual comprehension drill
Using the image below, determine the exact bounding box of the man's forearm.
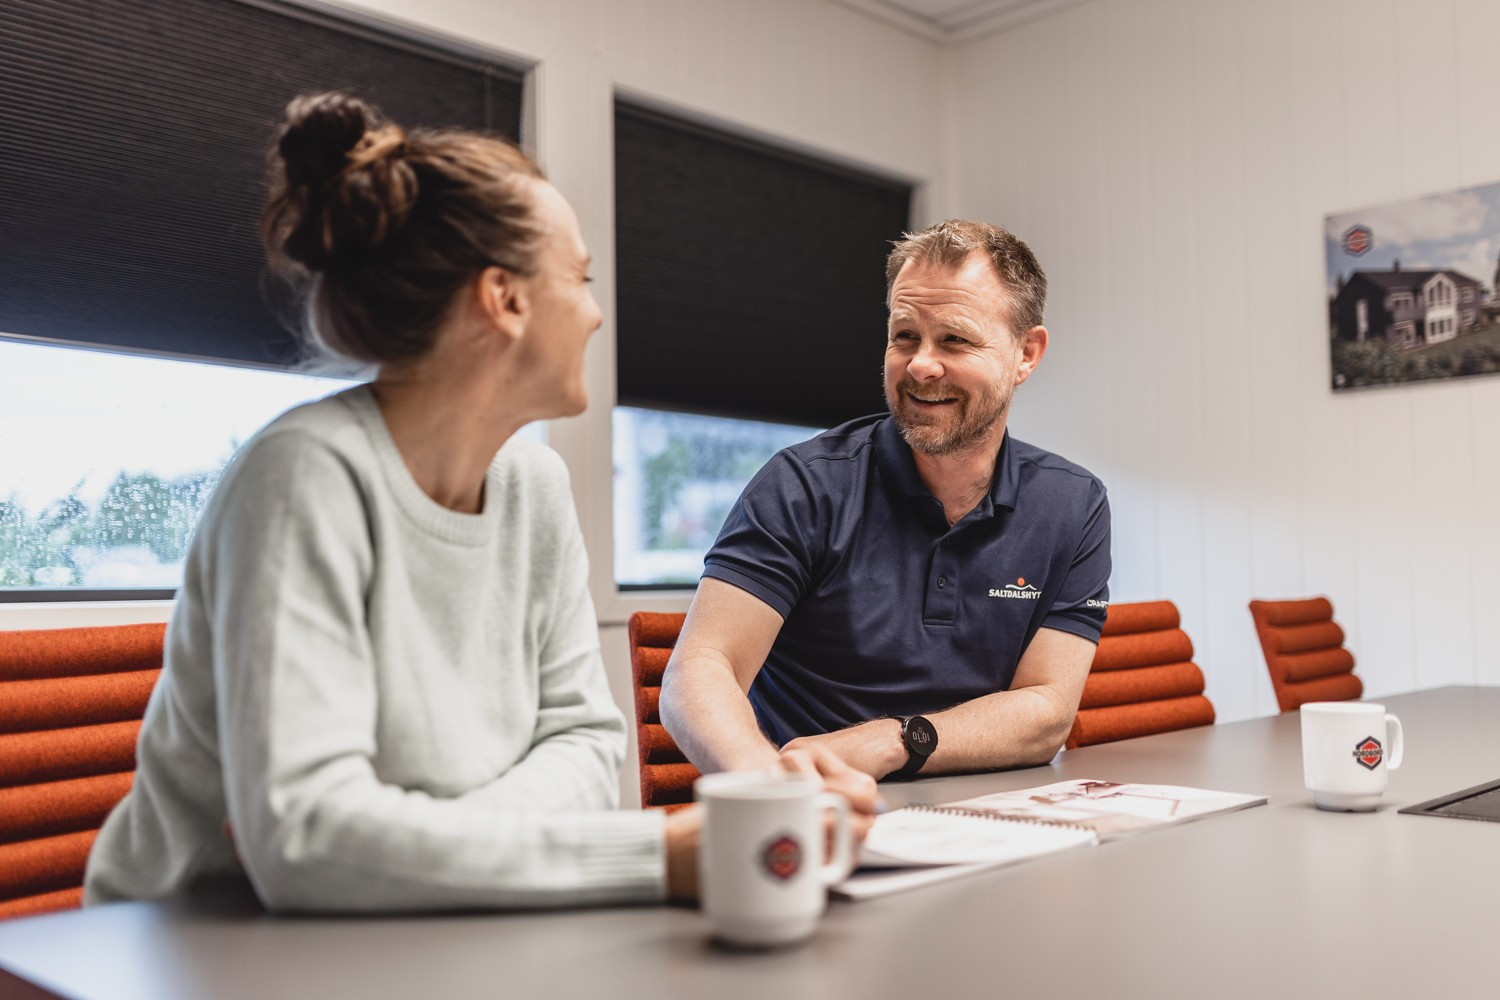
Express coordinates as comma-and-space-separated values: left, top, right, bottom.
659, 653, 779, 774
910, 627, 1094, 776
784, 686, 1070, 782
920, 684, 1076, 775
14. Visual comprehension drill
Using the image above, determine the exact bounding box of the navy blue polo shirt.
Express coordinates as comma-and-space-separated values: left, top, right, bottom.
702, 414, 1111, 747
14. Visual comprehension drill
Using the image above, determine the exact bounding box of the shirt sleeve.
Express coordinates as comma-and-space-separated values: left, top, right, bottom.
207, 432, 665, 913
1039, 477, 1112, 644
700, 449, 823, 619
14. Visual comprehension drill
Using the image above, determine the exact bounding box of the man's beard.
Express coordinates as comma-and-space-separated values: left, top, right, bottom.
884, 373, 1009, 457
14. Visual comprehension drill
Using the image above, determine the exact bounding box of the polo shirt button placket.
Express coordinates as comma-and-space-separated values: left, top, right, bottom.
925, 558, 957, 624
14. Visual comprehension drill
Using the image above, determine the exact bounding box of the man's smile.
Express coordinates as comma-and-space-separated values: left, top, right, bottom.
906, 391, 959, 408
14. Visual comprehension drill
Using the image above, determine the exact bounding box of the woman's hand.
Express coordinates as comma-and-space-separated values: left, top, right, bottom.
663, 805, 703, 903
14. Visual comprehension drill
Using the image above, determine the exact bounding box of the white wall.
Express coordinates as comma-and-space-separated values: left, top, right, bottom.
947, 0, 1500, 723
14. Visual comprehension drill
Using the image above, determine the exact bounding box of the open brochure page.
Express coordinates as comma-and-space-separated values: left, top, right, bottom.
943, 779, 1267, 840
832, 778, 1266, 901
858, 806, 1098, 868
833, 803, 1098, 901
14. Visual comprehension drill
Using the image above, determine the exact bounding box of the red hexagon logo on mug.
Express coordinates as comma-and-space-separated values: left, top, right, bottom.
1353, 736, 1383, 770
761, 834, 803, 881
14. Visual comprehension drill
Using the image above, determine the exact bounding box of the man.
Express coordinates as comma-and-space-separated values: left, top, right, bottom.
660, 219, 1110, 784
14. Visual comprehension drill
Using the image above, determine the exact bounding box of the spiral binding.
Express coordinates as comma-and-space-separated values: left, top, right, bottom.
900, 803, 1095, 834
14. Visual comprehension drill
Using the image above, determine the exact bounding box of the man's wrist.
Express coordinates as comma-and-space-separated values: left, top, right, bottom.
879, 717, 908, 775
886, 715, 939, 780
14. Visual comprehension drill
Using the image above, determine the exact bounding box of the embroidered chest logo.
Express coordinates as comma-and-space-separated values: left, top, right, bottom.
988, 577, 1041, 600
761, 834, 803, 881
1353, 736, 1383, 770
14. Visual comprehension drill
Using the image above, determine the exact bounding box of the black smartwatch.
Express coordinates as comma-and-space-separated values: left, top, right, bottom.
889, 715, 938, 780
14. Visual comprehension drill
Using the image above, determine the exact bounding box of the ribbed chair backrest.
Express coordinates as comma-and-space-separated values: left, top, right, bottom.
1066, 600, 1216, 749
0, 623, 165, 920
1248, 597, 1361, 713
626, 613, 699, 811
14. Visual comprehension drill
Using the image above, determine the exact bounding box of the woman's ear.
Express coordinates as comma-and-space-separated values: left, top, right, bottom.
475, 265, 528, 344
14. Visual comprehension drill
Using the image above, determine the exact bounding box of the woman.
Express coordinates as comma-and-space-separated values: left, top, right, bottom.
83, 92, 701, 910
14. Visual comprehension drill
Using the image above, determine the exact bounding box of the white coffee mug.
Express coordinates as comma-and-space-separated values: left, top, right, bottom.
695, 771, 854, 948
1300, 701, 1405, 811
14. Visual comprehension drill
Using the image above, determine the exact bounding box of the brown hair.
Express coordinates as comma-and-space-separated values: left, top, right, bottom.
885, 219, 1047, 339
262, 92, 546, 365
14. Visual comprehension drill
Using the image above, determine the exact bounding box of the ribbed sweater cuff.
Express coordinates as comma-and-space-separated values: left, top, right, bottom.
568, 810, 669, 905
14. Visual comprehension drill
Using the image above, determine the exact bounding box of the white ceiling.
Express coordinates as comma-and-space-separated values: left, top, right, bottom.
832, 0, 1094, 44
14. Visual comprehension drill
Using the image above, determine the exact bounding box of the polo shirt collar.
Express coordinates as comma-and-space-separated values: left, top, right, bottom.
873, 416, 1020, 519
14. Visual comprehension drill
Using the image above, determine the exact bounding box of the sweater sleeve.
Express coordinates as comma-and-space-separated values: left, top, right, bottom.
456, 465, 629, 815
206, 431, 665, 913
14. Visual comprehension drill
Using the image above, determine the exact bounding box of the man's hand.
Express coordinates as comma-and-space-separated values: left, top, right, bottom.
781, 718, 908, 782
775, 740, 881, 842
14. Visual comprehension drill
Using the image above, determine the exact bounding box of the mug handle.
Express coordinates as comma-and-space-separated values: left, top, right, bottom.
1384, 713, 1404, 771
815, 792, 854, 886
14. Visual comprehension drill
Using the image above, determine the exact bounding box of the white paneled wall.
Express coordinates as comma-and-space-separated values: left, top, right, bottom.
949, 0, 1500, 723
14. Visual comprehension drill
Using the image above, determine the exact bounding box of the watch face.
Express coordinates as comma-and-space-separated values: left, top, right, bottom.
905, 716, 937, 756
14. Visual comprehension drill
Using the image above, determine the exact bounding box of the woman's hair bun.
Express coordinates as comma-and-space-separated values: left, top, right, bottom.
277, 92, 377, 191
265, 91, 418, 272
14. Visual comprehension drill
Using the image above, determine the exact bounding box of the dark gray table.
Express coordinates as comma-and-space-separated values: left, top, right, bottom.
2, 686, 1496, 1000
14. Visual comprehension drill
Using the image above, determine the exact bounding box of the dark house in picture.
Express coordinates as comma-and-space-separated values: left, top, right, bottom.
1331, 262, 1483, 350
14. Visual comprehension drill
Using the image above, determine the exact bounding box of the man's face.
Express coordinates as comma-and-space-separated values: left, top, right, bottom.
883, 252, 1035, 457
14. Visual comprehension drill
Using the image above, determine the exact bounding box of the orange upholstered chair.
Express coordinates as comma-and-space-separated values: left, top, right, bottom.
0, 623, 165, 919
1248, 597, 1361, 713
626, 613, 699, 811
1066, 600, 1216, 749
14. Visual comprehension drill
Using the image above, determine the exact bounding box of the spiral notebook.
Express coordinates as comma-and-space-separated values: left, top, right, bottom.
834, 778, 1266, 900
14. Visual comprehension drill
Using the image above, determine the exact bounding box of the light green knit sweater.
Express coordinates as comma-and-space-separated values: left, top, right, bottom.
85, 385, 665, 911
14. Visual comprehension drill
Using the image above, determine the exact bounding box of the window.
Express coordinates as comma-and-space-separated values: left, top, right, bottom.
0, 337, 548, 599
0, 338, 351, 598
612, 100, 911, 587
1463, 288, 1474, 303
1, 0, 526, 600
613, 408, 819, 587
1, 0, 523, 367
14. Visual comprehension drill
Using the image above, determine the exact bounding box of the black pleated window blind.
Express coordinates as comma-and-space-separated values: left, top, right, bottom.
614, 101, 912, 429
0, 0, 523, 368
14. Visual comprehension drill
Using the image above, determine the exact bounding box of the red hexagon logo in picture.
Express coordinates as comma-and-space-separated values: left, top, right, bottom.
1342, 225, 1373, 256
1353, 736, 1383, 770
761, 834, 803, 882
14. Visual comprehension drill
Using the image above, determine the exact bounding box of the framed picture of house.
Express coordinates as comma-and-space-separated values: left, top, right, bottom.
1326, 180, 1500, 391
